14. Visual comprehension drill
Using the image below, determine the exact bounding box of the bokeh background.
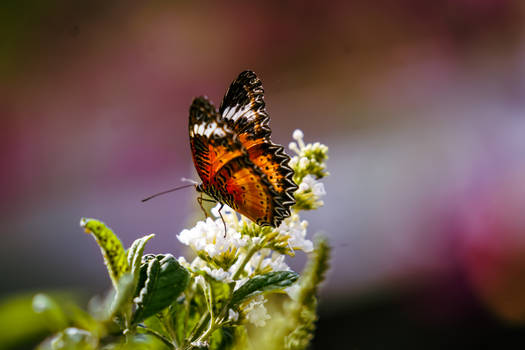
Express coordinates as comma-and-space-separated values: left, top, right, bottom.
2, 0, 525, 348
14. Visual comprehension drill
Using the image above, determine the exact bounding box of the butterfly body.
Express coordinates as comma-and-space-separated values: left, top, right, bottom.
189, 71, 297, 227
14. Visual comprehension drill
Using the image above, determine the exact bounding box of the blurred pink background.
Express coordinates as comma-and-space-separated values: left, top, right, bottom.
2, 1, 525, 347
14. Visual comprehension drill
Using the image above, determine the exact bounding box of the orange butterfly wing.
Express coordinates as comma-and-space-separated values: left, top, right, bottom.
213, 156, 279, 226
189, 97, 244, 186
189, 96, 279, 226
219, 71, 297, 216
189, 71, 297, 227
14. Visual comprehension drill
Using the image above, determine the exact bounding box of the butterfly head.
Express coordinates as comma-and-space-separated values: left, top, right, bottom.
195, 183, 204, 193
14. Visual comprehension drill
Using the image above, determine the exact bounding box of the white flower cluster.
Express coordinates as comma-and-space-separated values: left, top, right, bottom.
178, 255, 234, 282
295, 174, 326, 208
288, 129, 328, 210
244, 249, 291, 275
288, 129, 328, 174
277, 212, 313, 253
177, 216, 248, 258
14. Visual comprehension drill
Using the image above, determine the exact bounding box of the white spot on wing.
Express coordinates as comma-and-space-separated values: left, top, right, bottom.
214, 128, 226, 137
203, 122, 217, 137
192, 121, 230, 138
222, 103, 257, 122
197, 123, 205, 135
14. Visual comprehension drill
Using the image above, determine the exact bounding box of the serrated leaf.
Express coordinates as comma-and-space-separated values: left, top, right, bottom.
132, 254, 190, 324
230, 271, 299, 306
80, 218, 128, 289
127, 234, 155, 279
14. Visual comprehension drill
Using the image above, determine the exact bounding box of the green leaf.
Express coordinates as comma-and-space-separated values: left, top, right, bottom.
119, 332, 173, 350
143, 314, 172, 345
37, 327, 97, 350
168, 299, 187, 346
107, 273, 135, 321
32, 293, 101, 336
203, 274, 231, 317
32, 293, 69, 331
283, 237, 331, 350
127, 234, 155, 280
230, 271, 299, 306
184, 291, 208, 343
132, 254, 190, 324
209, 327, 235, 350
80, 218, 128, 289
0, 294, 52, 349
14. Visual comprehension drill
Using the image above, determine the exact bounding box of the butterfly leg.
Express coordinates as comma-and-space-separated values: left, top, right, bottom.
197, 193, 208, 219
197, 193, 216, 219
217, 202, 227, 237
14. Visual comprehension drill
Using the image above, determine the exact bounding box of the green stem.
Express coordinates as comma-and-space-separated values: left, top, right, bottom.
140, 326, 175, 349
185, 312, 210, 347
183, 245, 260, 349
232, 245, 259, 280
122, 307, 134, 343
193, 320, 218, 347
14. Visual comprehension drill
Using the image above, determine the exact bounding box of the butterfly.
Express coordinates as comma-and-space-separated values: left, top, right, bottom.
189, 70, 297, 228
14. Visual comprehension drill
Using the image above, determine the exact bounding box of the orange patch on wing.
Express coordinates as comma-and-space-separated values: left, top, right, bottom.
246, 143, 287, 194
216, 158, 275, 226
208, 144, 245, 175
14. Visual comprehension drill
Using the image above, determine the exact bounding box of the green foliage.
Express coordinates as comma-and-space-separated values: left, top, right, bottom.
80, 218, 129, 289
108, 273, 135, 321
2, 132, 330, 350
32, 294, 69, 332
133, 254, 190, 324
0, 294, 53, 349
285, 238, 330, 349
266, 238, 331, 350
231, 271, 299, 306
200, 273, 232, 320
128, 234, 156, 281
37, 328, 98, 350
209, 327, 236, 350
2, 228, 320, 350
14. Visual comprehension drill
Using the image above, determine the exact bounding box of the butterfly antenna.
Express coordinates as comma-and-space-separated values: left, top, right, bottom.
141, 183, 195, 202
181, 177, 199, 185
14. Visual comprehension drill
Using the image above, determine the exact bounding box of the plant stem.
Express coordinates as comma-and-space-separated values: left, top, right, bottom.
182, 245, 260, 349
232, 245, 258, 280
185, 312, 210, 346
141, 326, 175, 349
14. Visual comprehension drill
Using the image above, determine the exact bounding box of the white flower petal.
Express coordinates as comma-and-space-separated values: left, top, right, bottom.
244, 295, 271, 327
278, 212, 313, 253
228, 309, 239, 322
177, 217, 247, 257
293, 129, 304, 141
